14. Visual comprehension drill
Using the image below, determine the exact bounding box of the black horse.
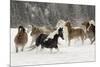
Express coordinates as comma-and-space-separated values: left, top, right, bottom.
31, 28, 64, 53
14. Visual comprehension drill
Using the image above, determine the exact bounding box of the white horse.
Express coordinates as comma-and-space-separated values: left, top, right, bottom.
56, 20, 69, 46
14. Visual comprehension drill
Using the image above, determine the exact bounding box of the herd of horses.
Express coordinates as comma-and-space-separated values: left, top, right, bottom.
14, 19, 95, 53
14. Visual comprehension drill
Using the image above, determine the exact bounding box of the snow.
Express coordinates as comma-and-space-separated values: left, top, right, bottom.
11, 28, 95, 66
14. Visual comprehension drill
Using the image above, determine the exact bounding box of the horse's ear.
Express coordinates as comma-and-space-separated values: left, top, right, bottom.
66, 22, 71, 27
59, 27, 62, 29
58, 27, 63, 32
32, 25, 34, 28
61, 27, 63, 30
23, 27, 26, 32
82, 21, 88, 25
82, 22, 84, 25
18, 26, 22, 30
65, 23, 67, 26
87, 22, 90, 26
18, 26, 23, 32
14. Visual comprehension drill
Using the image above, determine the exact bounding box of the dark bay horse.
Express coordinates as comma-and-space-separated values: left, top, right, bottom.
14, 26, 28, 53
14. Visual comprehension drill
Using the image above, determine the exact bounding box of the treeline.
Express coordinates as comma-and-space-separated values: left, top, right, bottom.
10, 0, 95, 28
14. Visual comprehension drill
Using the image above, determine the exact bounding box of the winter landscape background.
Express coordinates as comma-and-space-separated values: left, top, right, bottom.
10, 0, 95, 66
11, 28, 95, 66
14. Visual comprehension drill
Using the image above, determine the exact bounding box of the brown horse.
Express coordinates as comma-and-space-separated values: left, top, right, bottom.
14, 26, 28, 53
65, 22, 86, 46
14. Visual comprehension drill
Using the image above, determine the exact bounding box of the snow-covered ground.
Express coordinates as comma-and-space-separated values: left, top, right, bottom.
11, 28, 95, 66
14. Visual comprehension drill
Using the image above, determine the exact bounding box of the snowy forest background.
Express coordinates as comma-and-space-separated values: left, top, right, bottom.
10, 1, 95, 66
10, 0, 95, 28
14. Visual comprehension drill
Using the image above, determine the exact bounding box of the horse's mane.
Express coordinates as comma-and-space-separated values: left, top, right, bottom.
56, 19, 66, 28
89, 20, 95, 26
31, 25, 43, 35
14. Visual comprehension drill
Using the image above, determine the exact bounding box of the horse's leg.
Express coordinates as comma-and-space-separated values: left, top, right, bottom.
28, 45, 36, 51
82, 39, 84, 45
15, 45, 18, 53
56, 48, 59, 53
91, 38, 95, 45
30, 35, 37, 47
50, 48, 53, 54
81, 36, 84, 45
68, 36, 70, 46
89, 38, 93, 45
35, 46, 41, 54
21, 45, 25, 52
81, 31, 86, 45
40, 46, 44, 52
83, 31, 87, 40
30, 37, 35, 46
68, 39, 70, 46
55, 45, 59, 52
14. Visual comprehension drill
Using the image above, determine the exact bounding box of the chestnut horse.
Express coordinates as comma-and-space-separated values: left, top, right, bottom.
65, 21, 86, 46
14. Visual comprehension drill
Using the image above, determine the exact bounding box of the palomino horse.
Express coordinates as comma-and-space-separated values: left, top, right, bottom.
82, 20, 95, 44
27, 24, 55, 47
14, 26, 28, 53
65, 21, 86, 46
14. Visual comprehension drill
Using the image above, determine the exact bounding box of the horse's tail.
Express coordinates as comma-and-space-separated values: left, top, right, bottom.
84, 32, 87, 40
28, 45, 37, 51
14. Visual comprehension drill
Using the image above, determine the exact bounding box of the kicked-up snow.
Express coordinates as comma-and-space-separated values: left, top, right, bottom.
10, 28, 95, 66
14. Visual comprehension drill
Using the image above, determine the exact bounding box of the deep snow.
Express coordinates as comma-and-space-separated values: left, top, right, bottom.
11, 28, 95, 66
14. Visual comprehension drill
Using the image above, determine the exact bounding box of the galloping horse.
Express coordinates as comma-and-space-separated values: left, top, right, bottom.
27, 24, 55, 47
56, 20, 69, 46
82, 20, 95, 44
30, 27, 64, 53
14, 26, 28, 53
65, 21, 86, 46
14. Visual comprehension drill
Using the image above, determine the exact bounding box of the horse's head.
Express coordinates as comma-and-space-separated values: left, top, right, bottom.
89, 20, 95, 26
82, 21, 90, 29
65, 21, 71, 27
27, 25, 33, 33
18, 26, 25, 33
58, 27, 64, 40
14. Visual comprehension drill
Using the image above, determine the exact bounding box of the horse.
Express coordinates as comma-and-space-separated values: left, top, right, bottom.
27, 24, 55, 47
65, 21, 86, 46
56, 20, 69, 46
82, 20, 95, 44
14, 26, 28, 53
30, 27, 64, 53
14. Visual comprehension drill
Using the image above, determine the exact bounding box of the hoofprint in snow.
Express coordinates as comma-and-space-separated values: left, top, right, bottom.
11, 28, 95, 66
